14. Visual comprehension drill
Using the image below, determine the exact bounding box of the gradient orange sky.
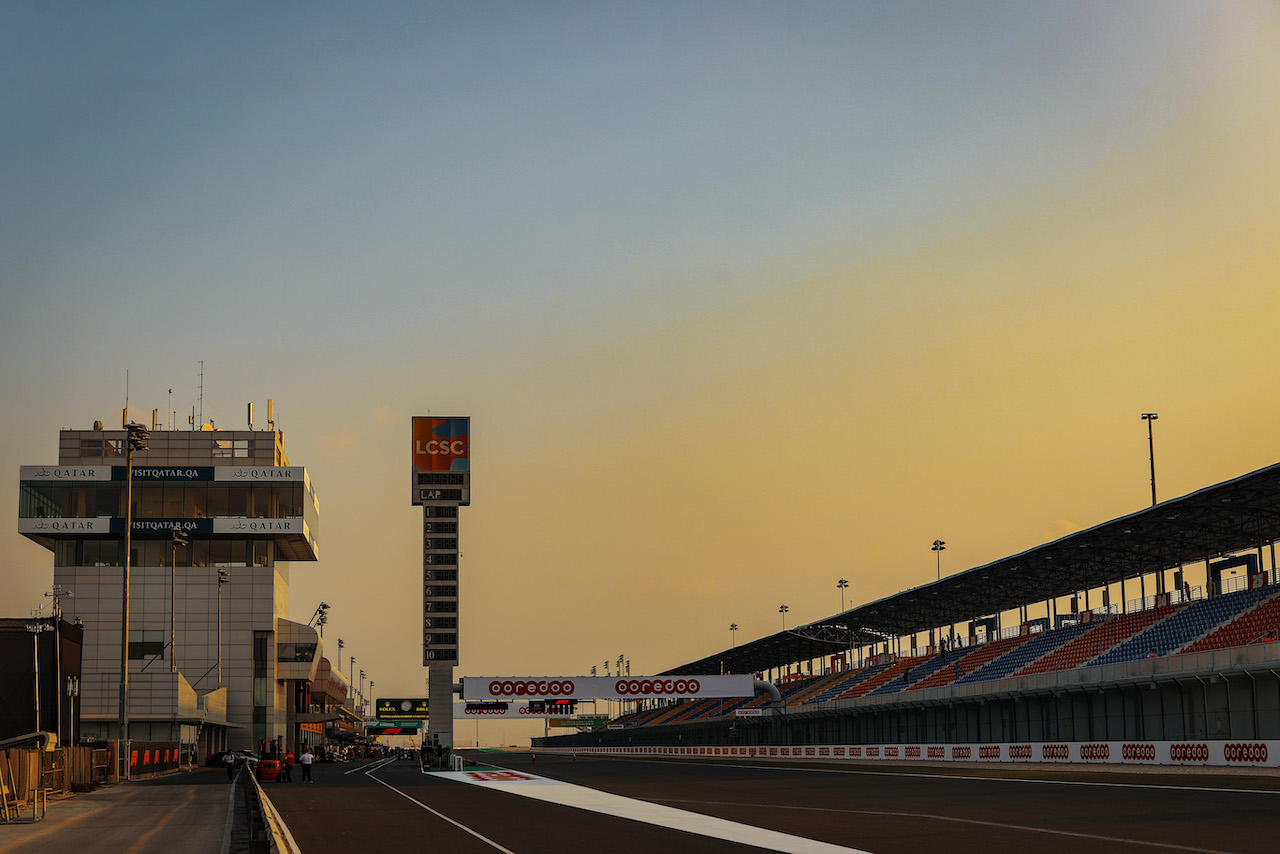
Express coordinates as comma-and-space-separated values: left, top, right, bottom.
2, 2, 1279, 742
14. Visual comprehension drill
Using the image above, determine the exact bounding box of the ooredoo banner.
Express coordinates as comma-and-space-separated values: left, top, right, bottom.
463, 675, 755, 701
412, 417, 470, 472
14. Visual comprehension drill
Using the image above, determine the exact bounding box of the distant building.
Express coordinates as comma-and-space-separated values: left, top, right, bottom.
17, 423, 333, 758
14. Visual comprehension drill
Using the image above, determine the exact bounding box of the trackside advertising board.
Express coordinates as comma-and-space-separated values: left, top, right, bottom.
536, 740, 1280, 768
462, 675, 754, 701
376, 698, 430, 719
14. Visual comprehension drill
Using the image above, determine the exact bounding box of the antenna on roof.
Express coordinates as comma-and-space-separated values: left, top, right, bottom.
267, 399, 275, 431
198, 361, 204, 429
248, 402, 254, 430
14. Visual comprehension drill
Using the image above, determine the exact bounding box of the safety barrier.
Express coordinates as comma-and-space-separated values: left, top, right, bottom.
240, 765, 302, 854
535, 739, 1280, 768
127, 741, 184, 779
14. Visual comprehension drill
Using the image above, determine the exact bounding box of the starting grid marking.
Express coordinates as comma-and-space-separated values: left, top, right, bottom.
436, 770, 873, 854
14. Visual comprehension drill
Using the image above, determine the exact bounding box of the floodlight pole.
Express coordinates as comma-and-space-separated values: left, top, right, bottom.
119, 422, 149, 781
170, 528, 187, 674
932, 540, 946, 581
1141, 413, 1158, 506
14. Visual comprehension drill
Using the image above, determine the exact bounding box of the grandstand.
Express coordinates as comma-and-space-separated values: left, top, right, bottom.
539, 459, 1280, 751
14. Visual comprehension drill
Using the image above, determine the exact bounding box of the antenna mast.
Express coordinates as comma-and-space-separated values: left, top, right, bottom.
198, 361, 204, 429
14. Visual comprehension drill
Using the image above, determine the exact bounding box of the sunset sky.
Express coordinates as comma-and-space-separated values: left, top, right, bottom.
3, 2, 1279, 741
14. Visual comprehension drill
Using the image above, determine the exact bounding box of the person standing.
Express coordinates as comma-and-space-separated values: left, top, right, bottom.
282, 750, 295, 782
300, 747, 314, 783
224, 750, 237, 782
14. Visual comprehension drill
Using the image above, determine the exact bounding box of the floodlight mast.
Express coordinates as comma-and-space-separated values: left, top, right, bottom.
1141, 413, 1159, 506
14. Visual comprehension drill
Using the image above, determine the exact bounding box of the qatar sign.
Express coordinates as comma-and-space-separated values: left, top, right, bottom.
462, 675, 755, 701
412, 417, 470, 472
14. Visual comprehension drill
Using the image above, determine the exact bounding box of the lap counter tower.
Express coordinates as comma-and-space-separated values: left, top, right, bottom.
410, 417, 470, 754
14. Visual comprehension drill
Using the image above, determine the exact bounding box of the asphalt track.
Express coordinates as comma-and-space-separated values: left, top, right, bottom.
267, 752, 1280, 854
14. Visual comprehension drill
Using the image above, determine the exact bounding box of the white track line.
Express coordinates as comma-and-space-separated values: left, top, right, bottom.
656, 798, 1237, 854
439, 770, 873, 854
364, 766, 516, 853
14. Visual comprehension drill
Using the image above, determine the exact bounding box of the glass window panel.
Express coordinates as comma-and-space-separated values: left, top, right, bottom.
163, 486, 183, 517
191, 540, 209, 567
128, 630, 164, 660
55, 540, 77, 566
209, 540, 232, 566
139, 486, 164, 518
83, 540, 100, 565
95, 485, 120, 517
100, 539, 119, 566
142, 540, 166, 566
185, 484, 207, 518
207, 487, 228, 518
227, 487, 247, 518
230, 540, 247, 566
19, 482, 58, 517
275, 486, 297, 517
252, 540, 270, 567
251, 486, 271, 518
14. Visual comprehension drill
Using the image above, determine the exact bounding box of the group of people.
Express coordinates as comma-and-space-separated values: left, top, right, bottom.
274, 747, 316, 782
222, 745, 316, 783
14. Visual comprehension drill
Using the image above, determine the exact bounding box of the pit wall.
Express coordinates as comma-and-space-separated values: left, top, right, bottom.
536, 739, 1277, 768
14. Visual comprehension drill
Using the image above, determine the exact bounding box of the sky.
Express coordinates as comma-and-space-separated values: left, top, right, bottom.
3, 1, 1279, 742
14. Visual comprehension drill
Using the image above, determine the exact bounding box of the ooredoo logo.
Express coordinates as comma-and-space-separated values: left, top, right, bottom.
464, 707, 507, 716
1009, 745, 1033, 760
614, 678, 700, 696
487, 679, 575, 697
1170, 743, 1209, 762
1081, 744, 1110, 760
1224, 743, 1268, 763
979, 746, 1001, 759
1121, 743, 1156, 761
1041, 744, 1069, 760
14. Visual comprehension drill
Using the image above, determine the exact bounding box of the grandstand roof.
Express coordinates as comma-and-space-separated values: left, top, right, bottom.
663, 459, 1280, 677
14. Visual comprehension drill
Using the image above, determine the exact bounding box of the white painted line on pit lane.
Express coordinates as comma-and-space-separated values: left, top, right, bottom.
438, 770, 874, 854
344, 757, 397, 776
364, 769, 516, 854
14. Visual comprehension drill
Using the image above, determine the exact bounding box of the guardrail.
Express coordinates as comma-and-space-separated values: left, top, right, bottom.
240, 765, 301, 854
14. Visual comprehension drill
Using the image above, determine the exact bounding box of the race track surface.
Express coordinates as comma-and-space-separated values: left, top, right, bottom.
266, 752, 1280, 854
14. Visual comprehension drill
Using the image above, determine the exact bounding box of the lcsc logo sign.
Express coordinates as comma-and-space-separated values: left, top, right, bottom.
412, 417, 470, 472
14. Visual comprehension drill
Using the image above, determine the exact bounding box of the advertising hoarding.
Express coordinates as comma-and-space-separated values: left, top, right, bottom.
461, 675, 755, 701
376, 698, 430, 719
